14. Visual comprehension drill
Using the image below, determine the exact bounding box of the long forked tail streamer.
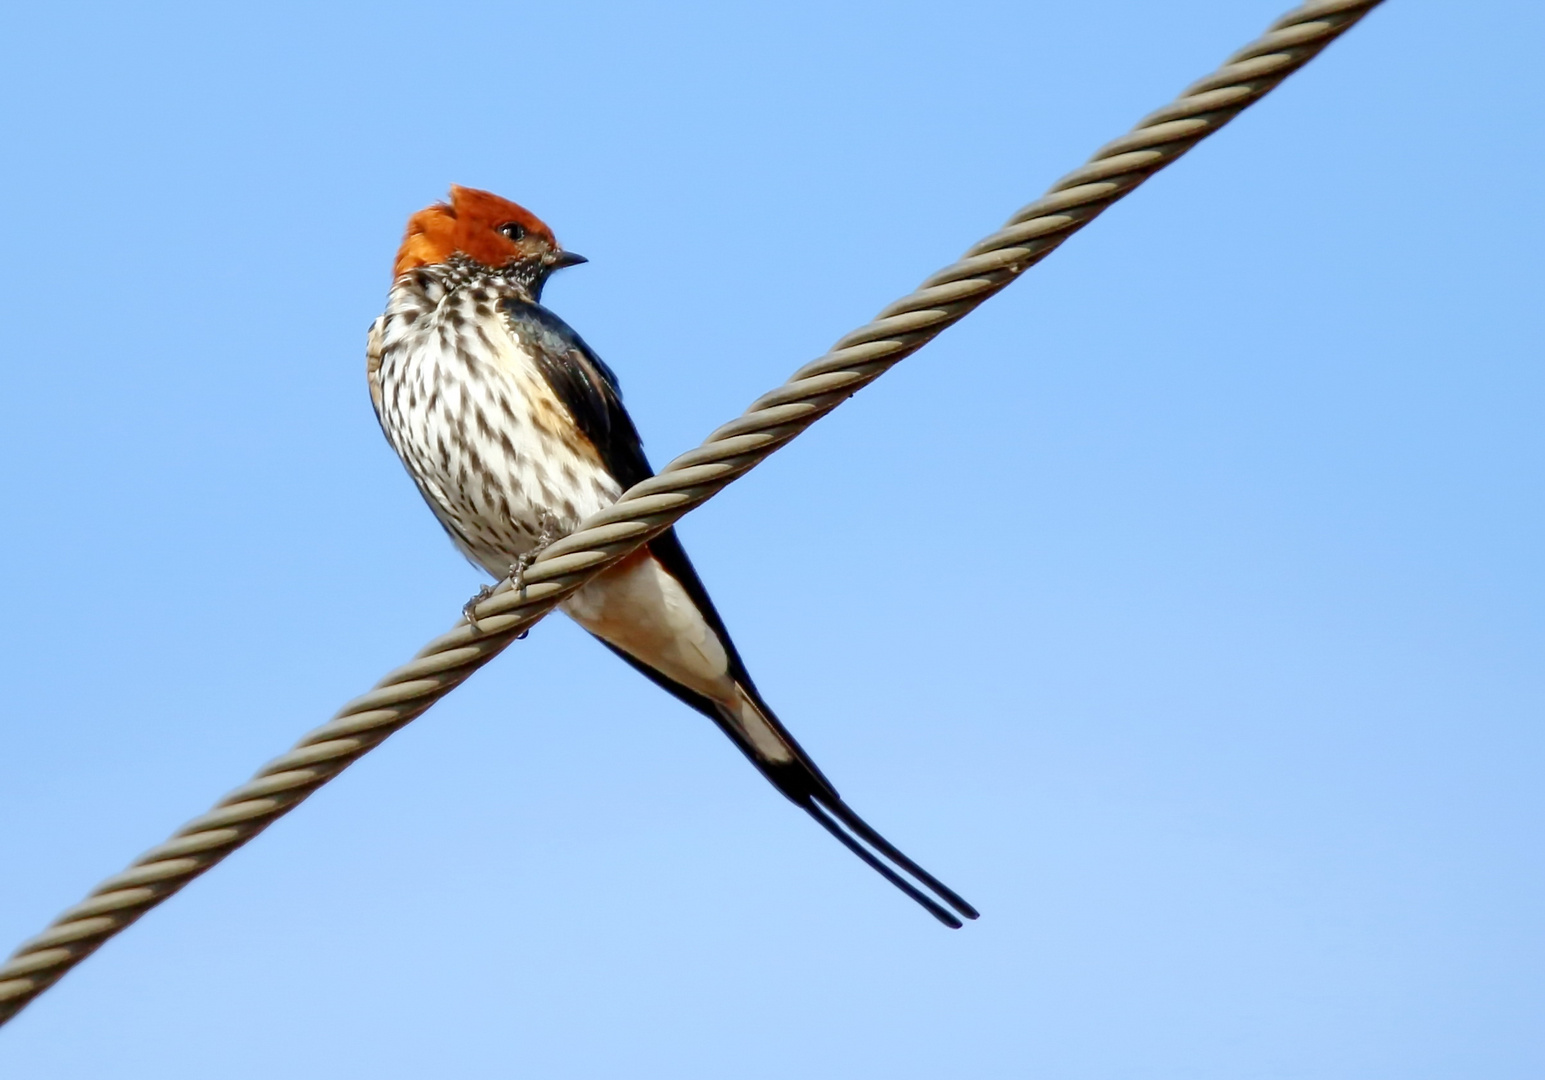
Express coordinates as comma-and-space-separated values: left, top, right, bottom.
0, 0, 1385, 1027
817, 795, 980, 923
805, 796, 980, 928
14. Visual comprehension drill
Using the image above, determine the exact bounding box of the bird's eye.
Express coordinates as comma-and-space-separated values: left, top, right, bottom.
499, 222, 527, 241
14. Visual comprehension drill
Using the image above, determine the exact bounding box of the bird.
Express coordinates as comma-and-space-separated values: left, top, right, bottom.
366, 184, 977, 928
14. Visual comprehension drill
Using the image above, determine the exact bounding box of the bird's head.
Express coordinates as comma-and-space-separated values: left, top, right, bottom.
392, 185, 586, 289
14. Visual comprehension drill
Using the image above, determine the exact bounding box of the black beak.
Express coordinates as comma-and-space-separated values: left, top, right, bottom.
549, 250, 588, 270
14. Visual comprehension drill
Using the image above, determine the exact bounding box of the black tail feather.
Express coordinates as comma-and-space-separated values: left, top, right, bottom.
586, 535, 977, 928
803, 797, 971, 928
817, 794, 981, 922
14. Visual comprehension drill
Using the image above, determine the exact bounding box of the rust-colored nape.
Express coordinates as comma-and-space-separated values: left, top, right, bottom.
392, 185, 559, 280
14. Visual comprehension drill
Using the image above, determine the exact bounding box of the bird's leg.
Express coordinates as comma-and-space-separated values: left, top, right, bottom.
508, 511, 563, 597
464, 514, 565, 637
498, 512, 565, 640
462, 583, 496, 631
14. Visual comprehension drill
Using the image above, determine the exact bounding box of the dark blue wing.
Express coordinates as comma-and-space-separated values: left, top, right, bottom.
500, 297, 653, 490
500, 296, 766, 692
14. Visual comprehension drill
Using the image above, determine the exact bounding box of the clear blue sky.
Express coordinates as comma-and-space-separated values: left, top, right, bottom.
1, 1, 1540, 1076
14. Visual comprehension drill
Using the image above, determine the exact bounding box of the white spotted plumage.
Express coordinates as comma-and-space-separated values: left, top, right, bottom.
367, 259, 730, 691
369, 258, 620, 578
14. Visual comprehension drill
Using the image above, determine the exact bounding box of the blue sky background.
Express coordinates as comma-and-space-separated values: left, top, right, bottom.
1, 1, 1540, 1076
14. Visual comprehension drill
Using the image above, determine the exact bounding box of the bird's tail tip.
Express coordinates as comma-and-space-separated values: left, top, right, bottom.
717, 688, 977, 928
805, 792, 979, 929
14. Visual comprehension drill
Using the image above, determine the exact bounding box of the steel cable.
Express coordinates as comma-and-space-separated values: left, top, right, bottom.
0, 0, 1384, 1027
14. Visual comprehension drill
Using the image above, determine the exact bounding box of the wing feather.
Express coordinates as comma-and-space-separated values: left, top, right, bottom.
500, 298, 652, 489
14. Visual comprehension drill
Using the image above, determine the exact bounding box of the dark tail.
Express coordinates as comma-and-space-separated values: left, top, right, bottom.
713, 686, 979, 929
593, 528, 977, 927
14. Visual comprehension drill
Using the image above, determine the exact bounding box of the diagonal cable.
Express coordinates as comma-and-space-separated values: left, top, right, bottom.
0, 0, 1384, 1027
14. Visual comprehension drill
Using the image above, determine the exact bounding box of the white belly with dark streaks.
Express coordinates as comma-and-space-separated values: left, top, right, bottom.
368, 267, 761, 732
370, 272, 621, 578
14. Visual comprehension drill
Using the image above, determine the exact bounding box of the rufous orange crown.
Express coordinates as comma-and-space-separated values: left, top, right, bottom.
393, 185, 558, 279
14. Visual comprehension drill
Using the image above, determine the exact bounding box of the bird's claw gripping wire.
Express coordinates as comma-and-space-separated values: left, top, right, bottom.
461, 584, 497, 630
463, 512, 564, 635
508, 512, 562, 599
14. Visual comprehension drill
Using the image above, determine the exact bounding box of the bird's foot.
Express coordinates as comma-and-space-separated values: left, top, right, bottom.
508, 512, 563, 597
462, 583, 497, 631
464, 514, 566, 638
497, 513, 565, 641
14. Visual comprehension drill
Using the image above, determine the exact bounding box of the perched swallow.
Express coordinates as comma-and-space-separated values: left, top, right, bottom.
367, 185, 976, 927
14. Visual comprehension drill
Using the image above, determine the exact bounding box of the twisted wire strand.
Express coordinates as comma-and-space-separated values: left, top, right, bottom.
0, 0, 1383, 1027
